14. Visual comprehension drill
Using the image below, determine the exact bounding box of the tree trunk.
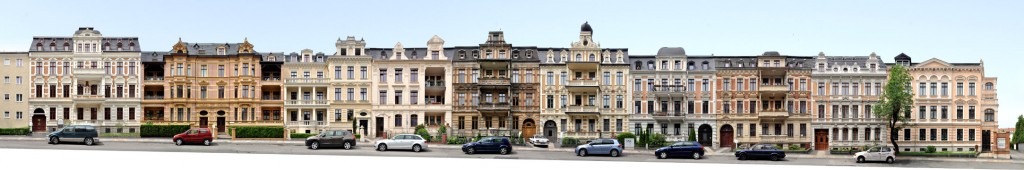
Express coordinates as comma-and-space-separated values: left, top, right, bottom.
890, 107, 900, 154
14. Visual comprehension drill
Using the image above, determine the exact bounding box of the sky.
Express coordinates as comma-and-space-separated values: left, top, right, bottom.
1, 0, 1020, 127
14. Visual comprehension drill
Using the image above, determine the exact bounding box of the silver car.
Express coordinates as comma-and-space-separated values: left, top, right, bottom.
529, 134, 549, 147
375, 134, 429, 152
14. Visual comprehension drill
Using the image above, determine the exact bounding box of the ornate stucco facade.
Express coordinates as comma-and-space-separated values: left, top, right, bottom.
327, 37, 374, 136
282, 49, 330, 134
29, 27, 143, 133
810, 53, 889, 150
367, 36, 453, 138
628, 47, 695, 144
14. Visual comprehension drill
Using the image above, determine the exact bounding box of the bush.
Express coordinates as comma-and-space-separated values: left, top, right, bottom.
561, 137, 580, 147
233, 126, 284, 138
0, 127, 31, 135
688, 128, 697, 141
616, 132, 636, 145
649, 133, 667, 147
290, 133, 317, 139
415, 125, 431, 142
926, 146, 937, 153
447, 136, 466, 144
355, 134, 361, 139
140, 125, 191, 137
437, 125, 447, 136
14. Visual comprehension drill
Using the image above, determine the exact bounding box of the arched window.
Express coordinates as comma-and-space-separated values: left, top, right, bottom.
380, 51, 387, 59
634, 61, 642, 70
35, 43, 42, 51
128, 42, 135, 50
588, 54, 595, 61
63, 43, 70, 51
498, 50, 506, 58
49, 43, 56, 51
984, 109, 995, 122
458, 50, 466, 59
117, 43, 124, 51
410, 114, 418, 127
984, 82, 993, 90
575, 54, 582, 61
104, 43, 111, 51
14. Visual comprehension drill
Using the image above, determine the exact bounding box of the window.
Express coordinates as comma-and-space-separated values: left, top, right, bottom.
941, 129, 948, 141
410, 68, 418, 82
379, 91, 387, 105
956, 82, 964, 96
941, 82, 949, 96
969, 129, 975, 141
701, 79, 709, 91
395, 115, 403, 127
218, 65, 224, 77
379, 69, 387, 82
968, 82, 976, 96
360, 66, 367, 79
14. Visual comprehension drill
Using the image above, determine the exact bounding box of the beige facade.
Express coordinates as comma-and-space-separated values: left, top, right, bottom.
367, 36, 453, 138
0, 53, 30, 129
810, 53, 889, 150
327, 37, 373, 137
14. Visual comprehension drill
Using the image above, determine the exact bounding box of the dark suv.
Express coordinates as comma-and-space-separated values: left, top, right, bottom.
48, 125, 100, 146
305, 130, 357, 150
462, 136, 513, 155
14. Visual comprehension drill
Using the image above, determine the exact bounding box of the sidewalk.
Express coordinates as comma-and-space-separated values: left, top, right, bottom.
0, 136, 305, 145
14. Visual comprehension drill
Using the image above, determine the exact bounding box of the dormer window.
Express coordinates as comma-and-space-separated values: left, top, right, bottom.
472, 50, 479, 58
458, 51, 466, 59
216, 47, 226, 55
499, 50, 506, 58
396, 52, 403, 58
431, 51, 439, 59
647, 61, 655, 70
63, 43, 70, 51
687, 61, 695, 70
634, 61, 641, 70
104, 43, 111, 51
512, 51, 519, 58
724, 62, 731, 67
380, 51, 387, 59
526, 51, 533, 58
701, 61, 709, 70
485, 50, 493, 59
117, 43, 124, 51
411, 51, 417, 58
35, 43, 42, 51
128, 42, 135, 51
49, 43, 56, 51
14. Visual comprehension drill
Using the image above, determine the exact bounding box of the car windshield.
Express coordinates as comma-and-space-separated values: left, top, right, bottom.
673, 142, 688, 146
869, 147, 880, 152
478, 138, 491, 143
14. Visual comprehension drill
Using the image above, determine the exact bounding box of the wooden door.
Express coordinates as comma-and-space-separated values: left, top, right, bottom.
199, 117, 209, 128
719, 125, 735, 148
522, 119, 536, 139
216, 117, 226, 132
815, 130, 829, 150
32, 115, 46, 132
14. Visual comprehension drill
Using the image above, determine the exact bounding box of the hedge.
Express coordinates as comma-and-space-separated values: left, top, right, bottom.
290, 133, 317, 139
561, 137, 580, 147
0, 127, 31, 135
233, 126, 284, 138
140, 125, 191, 137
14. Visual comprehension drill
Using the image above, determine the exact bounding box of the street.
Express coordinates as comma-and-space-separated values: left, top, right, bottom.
0, 140, 1019, 169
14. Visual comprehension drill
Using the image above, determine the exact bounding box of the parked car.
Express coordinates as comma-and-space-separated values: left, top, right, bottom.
306, 130, 357, 150
375, 134, 428, 152
575, 138, 624, 157
735, 144, 786, 161
462, 136, 513, 155
655, 141, 704, 159
528, 134, 548, 147
47, 125, 100, 146
172, 128, 213, 146
855, 146, 895, 164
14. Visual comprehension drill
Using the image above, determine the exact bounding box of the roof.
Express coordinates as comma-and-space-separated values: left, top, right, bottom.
656, 47, 685, 56
581, 22, 593, 32
30, 37, 141, 52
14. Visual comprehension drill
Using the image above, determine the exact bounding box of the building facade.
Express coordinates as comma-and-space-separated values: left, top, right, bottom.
29, 27, 143, 133
282, 49, 330, 134
367, 36, 452, 138
142, 38, 284, 133
628, 47, 694, 144
810, 52, 888, 150
892, 53, 999, 152
539, 23, 631, 141
1, 52, 30, 129
327, 37, 374, 137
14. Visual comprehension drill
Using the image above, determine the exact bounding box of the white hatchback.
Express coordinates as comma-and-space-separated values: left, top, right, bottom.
854, 146, 896, 164
375, 134, 429, 152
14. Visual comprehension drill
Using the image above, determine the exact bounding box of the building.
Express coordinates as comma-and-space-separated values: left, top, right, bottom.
327, 37, 374, 137
28, 27, 142, 133
281, 49, 330, 134
715, 51, 814, 149
810, 52, 888, 151
141, 38, 284, 133
1, 52, 30, 129
891, 53, 999, 152
450, 31, 543, 139
627, 47, 694, 144
539, 22, 631, 141
367, 36, 452, 138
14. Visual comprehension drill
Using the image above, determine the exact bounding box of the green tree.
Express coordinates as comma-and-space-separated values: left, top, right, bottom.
688, 128, 697, 141
1012, 115, 1023, 149
872, 65, 914, 154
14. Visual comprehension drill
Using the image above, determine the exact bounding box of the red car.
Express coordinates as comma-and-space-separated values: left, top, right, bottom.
173, 128, 213, 146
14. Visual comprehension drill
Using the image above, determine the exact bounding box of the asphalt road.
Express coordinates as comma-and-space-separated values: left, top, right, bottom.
0, 140, 1018, 169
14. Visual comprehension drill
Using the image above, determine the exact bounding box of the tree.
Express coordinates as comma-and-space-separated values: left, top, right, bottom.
872, 65, 914, 154
688, 128, 697, 141
1012, 115, 1023, 149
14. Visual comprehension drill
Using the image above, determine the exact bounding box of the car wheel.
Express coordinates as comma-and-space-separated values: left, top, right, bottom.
578, 149, 588, 157
84, 137, 94, 146
857, 156, 865, 163
310, 141, 320, 150
738, 154, 746, 160
886, 157, 894, 164
610, 150, 620, 157
658, 152, 667, 159
203, 139, 211, 146
413, 144, 422, 152
174, 139, 183, 146
770, 155, 780, 161
49, 137, 59, 145
377, 143, 387, 151
693, 152, 701, 159
343, 142, 352, 150
466, 147, 475, 154
499, 147, 509, 155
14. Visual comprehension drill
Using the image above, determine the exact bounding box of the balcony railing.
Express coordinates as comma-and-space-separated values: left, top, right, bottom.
144, 95, 165, 100
478, 102, 511, 111
262, 77, 281, 81
144, 77, 164, 81
759, 85, 787, 92
286, 120, 326, 126
426, 80, 446, 87
478, 77, 510, 86
653, 111, 684, 117
653, 85, 685, 92
567, 79, 599, 87
285, 78, 327, 84
286, 100, 329, 105
73, 68, 105, 75
566, 105, 600, 114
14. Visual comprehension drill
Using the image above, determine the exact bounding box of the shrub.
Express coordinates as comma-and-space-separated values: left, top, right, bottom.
926, 146, 937, 153
140, 124, 191, 137
290, 133, 317, 139
355, 134, 361, 139
789, 144, 802, 150
415, 125, 431, 142
616, 132, 636, 145
437, 125, 447, 136
561, 137, 580, 147
688, 128, 697, 141
233, 126, 284, 138
649, 133, 667, 147
0, 127, 31, 135
447, 136, 466, 144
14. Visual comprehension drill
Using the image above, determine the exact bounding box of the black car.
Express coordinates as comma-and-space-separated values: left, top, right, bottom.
305, 130, 357, 150
461, 136, 512, 155
735, 144, 786, 161
48, 125, 100, 146
655, 141, 704, 159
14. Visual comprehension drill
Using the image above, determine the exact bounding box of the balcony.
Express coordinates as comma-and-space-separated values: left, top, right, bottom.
512, 106, 539, 113
759, 84, 787, 93
566, 79, 599, 92
73, 94, 105, 103
286, 120, 327, 127
653, 111, 685, 121
652, 85, 685, 97
478, 77, 511, 87
144, 95, 165, 100
285, 78, 328, 85
478, 102, 510, 116
566, 58, 600, 70
565, 105, 600, 115
759, 109, 790, 120
73, 68, 106, 78
285, 100, 329, 106
143, 77, 164, 84
262, 77, 282, 85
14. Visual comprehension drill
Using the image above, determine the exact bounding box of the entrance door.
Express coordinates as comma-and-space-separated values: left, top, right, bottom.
199, 117, 209, 128
375, 117, 385, 138
982, 130, 991, 152
32, 115, 46, 132
699, 124, 713, 146
719, 125, 734, 148
522, 119, 537, 139
216, 117, 226, 132
815, 129, 829, 150
359, 120, 368, 136
543, 120, 558, 142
